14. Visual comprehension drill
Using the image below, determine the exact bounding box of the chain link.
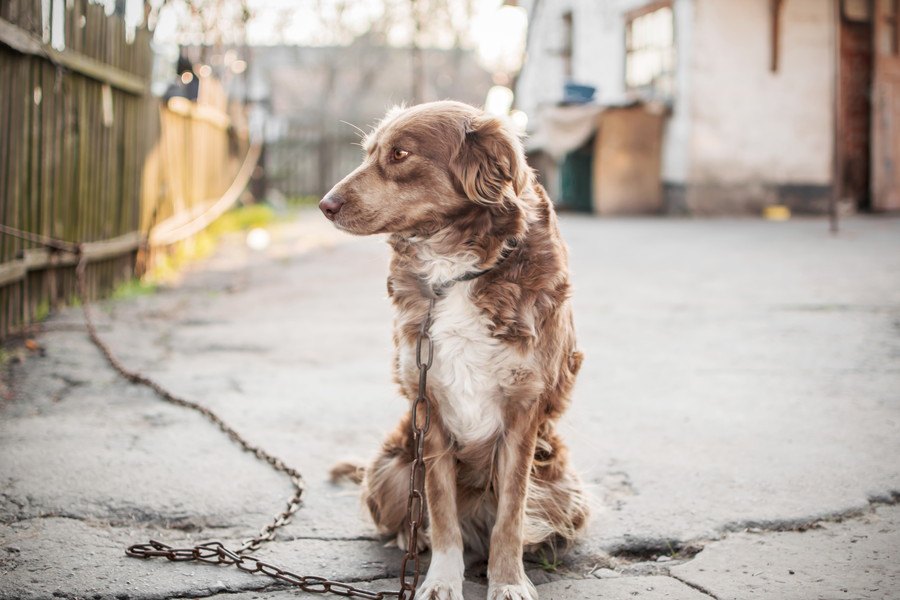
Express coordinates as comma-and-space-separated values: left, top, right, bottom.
397, 298, 435, 599
0, 223, 436, 599
71, 244, 434, 599
126, 540, 393, 599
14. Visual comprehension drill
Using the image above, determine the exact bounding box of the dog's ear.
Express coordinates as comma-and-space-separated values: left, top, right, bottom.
450, 114, 530, 206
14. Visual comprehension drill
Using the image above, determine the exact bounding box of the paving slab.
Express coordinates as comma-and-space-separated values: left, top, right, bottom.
0, 516, 399, 600
0, 516, 268, 600
194, 576, 710, 600
560, 216, 900, 555
1, 213, 899, 599
195, 579, 489, 600
670, 504, 900, 600
536, 576, 710, 599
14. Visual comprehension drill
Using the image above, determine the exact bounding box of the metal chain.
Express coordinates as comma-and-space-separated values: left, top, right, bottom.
75, 254, 307, 556
74, 250, 436, 599
0, 223, 434, 600
398, 298, 435, 600
125, 540, 392, 599
123, 297, 436, 600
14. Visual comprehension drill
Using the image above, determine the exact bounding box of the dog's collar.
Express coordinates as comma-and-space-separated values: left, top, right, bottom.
418, 238, 519, 299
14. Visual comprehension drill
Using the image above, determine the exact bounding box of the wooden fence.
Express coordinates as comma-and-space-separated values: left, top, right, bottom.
143, 78, 255, 252
0, 2, 257, 342
0, 0, 155, 340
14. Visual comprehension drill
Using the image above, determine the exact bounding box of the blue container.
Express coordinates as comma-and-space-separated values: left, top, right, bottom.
563, 82, 596, 104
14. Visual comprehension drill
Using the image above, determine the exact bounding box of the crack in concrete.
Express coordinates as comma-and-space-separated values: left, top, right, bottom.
589, 490, 900, 579
6, 492, 899, 600
170, 587, 276, 600
274, 534, 382, 543
112, 492, 900, 600
1, 509, 383, 545
1, 512, 91, 526
710, 489, 900, 538
167, 584, 291, 600
49, 374, 87, 403
667, 573, 720, 600
165, 571, 397, 600
0, 511, 246, 536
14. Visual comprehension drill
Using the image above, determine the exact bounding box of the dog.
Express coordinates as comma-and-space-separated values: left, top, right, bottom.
321, 101, 588, 600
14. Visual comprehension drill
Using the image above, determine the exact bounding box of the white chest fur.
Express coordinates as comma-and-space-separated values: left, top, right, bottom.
401, 283, 525, 446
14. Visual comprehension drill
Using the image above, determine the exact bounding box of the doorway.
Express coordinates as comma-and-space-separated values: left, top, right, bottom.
837, 0, 900, 212
837, 1, 873, 210
871, 0, 900, 210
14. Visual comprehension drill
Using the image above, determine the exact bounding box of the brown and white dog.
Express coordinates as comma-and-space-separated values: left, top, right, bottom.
321, 101, 588, 600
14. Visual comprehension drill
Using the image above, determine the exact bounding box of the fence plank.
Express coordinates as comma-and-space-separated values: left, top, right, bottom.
1, 6, 253, 340
0, 5, 154, 339
0, 17, 146, 94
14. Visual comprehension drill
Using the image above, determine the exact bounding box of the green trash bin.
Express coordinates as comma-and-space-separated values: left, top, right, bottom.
558, 136, 594, 213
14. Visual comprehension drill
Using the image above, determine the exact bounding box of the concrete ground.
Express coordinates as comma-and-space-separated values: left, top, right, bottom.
1, 212, 899, 600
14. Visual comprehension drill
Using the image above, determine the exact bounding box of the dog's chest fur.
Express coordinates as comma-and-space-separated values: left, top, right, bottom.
428, 284, 511, 445
398, 251, 530, 447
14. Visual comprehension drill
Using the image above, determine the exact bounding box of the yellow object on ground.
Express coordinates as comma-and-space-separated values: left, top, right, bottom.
763, 205, 791, 221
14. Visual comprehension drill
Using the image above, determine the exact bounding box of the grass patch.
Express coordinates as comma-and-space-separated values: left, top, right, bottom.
209, 203, 276, 234
536, 547, 562, 573
33, 299, 51, 322
285, 195, 320, 208
145, 203, 278, 283
112, 278, 158, 300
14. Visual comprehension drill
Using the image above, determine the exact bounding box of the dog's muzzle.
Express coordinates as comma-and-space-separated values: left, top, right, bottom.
319, 193, 345, 221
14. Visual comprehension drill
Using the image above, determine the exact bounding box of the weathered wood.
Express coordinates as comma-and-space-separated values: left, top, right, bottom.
0, 17, 146, 94
0, 5, 154, 339
593, 106, 665, 215
0, 231, 145, 287
1, 4, 251, 339
0, 261, 27, 288
770, 0, 785, 72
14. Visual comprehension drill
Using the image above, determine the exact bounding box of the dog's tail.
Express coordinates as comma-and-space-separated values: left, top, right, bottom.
329, 461, 366, 485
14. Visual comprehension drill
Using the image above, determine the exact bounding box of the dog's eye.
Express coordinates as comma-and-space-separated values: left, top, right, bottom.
391, 148, 410, 162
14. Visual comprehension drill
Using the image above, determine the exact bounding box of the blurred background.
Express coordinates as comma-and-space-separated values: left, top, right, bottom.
2, 4, 900, 599
1, 0, 898, 335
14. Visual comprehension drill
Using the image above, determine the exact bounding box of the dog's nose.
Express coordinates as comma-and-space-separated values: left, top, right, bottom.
319, 193, 345, 221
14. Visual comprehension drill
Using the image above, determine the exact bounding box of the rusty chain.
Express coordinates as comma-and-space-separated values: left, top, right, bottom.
124, 300, 436, 600
398, 297, 435, 599
0, 224, 433, 600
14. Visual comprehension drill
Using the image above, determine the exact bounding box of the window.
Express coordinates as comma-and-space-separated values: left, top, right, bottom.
625, 2, 676, 101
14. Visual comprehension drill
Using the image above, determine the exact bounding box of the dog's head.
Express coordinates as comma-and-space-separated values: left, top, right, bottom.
319, 101, 530, 236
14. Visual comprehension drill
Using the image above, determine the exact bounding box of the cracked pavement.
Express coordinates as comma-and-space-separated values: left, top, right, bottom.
1, 212, 899, 600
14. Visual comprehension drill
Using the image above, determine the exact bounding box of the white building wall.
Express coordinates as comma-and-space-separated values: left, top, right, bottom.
516, 0, 836, 213
516, 0, 694, 184
514, 0, 575, 121
688, 0, 835, 188
665, 0, 694, 183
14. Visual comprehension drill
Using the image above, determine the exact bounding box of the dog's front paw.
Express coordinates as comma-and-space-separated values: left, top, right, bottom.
417, 578, 464, 600
487, 581, 538, 600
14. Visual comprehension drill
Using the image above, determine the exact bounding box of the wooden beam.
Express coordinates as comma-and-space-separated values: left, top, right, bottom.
0, 232, 145, 287
0, 17, 147, 95
81, 231, 145, 261
771, 0, 786, 72
0, 261, 27, 288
